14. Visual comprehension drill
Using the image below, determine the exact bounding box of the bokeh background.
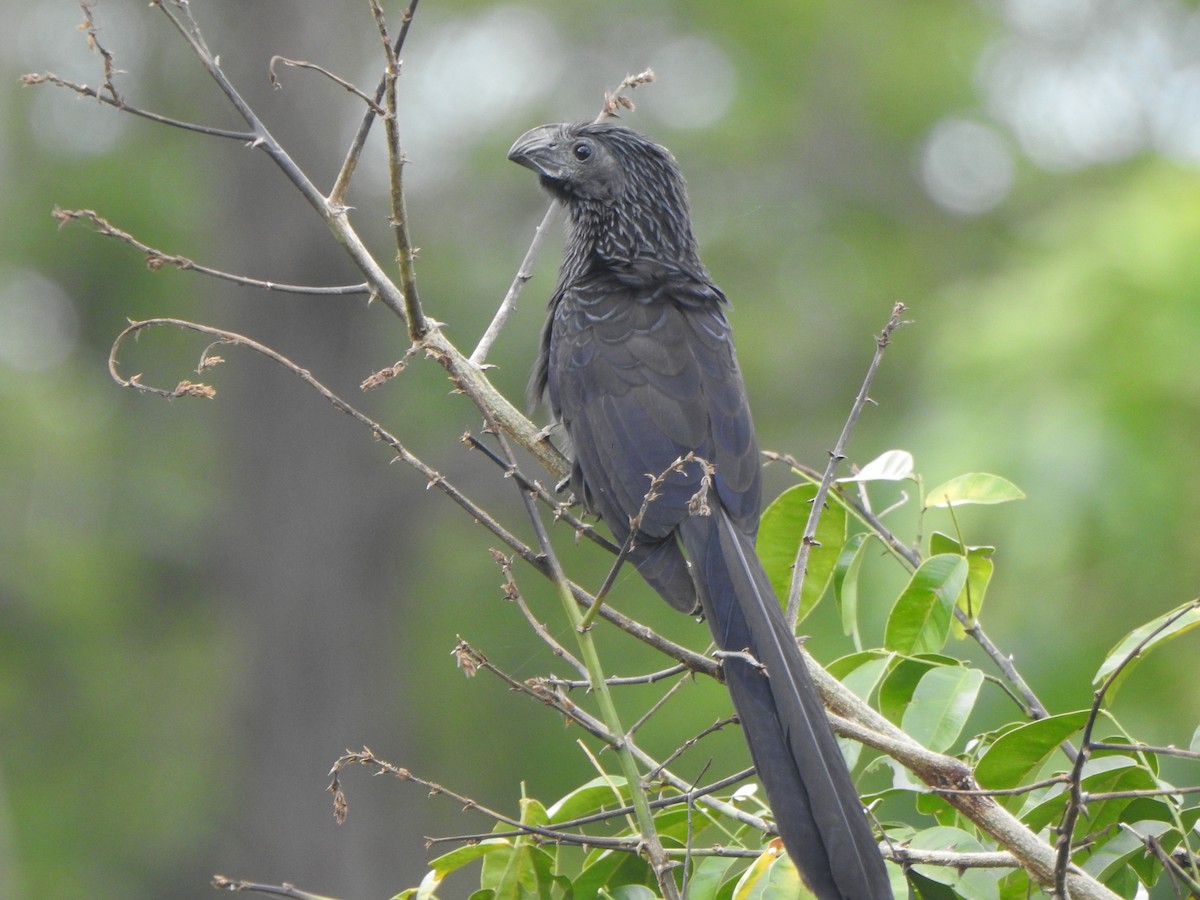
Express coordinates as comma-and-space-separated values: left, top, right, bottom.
3, 0, 1200, 897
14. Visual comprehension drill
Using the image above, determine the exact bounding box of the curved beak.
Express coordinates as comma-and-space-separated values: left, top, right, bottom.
507, 124, 566, 179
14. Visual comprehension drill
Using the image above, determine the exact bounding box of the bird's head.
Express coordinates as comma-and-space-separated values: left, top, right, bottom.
508, 122, 703, 275
507, 122, 632, 203
508, 122, 692, 210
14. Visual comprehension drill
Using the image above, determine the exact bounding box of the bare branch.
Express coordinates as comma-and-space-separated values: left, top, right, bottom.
462, 432, 619, 554
78, 0, 121, 102
371, 0, 426, 341
55, 208, 370, 296
1056, 599, 1200, 895
488, 550, 589, 680
467, 655, 771, 837
20, 72, 256, 141
329, 0, 420, 205
326, 747, 638, 850
268, 56, 386, 115
786, 301, 909, 628
1084, 786, 1200, 801
580, 452, 712, 630
542, 664, 689, 689
1089, 741, 1200, 761
210, 876, 342, 899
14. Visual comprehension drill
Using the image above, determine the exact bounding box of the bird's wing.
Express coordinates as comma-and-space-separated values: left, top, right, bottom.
547, 274, 761, 540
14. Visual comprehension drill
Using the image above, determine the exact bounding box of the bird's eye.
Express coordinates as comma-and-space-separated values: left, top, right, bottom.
572, 141, 593, 161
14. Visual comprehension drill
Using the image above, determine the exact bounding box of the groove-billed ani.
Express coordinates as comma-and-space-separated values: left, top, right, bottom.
509, 122, 891, 899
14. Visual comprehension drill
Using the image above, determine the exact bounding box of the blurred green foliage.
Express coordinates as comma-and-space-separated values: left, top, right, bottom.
2, 0, 1198, 897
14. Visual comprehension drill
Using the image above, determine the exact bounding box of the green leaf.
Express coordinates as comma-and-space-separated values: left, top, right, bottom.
608, 887, 657, 900
1020, 756, 1156, 833
733, 846, 812, 899
1125, 806, 1200, 885
878, 655, 953, 725
546, 776, 628, 825
837, 449, 914, 482
757, 483, 847, 623
924, 473, 1025, 508
908, 826, 1000, 900
828, 651, 892, 704
906, 869, 959, 899
685, 853, 744, 900
1093, 598, 1200, 688
828, 650, 893, 767
928, 532, 995, 632
479, 802, 558, 900
901, 665, 985, 752
427, 840, 513, 880
833, 532, 874, 645
884, 555, 968, 655
1192, 723, 1200, 753
974, 711, 1090, 810
1080, 815, 1173, 882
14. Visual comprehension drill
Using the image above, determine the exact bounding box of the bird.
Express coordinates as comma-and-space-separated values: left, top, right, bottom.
508, 121, 892, 899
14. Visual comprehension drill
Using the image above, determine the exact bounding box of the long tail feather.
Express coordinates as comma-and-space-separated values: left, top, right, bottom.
680, 509, 891, 899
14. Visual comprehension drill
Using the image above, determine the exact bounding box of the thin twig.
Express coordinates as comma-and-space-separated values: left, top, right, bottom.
211, 876, 341, 899
462, 432, 620, 555
268, 56, 386, 115
1089, 742, 1200, 761
329, 0, 419, 205
54, 208, 370, 296
542, 664, 689, 689
78, 0, 121, 102
108, 318, 533, 560
626, 672, 693, 738
580, 452, 712, 630
786, 301, 908, 628
328, 748, 640, 850
431, 767, 752, 846
934, 775, 1070, 797
1054, 601, 1200, 897
371, 0, 426, 341
20, 71, 256, 140
489, 549, 589, 680
1083, 786, 1200, 801
647, 716, 741, 780
470, 200, 561, 366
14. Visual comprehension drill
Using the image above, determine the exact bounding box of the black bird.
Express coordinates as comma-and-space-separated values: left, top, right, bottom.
509, 122, 891, 899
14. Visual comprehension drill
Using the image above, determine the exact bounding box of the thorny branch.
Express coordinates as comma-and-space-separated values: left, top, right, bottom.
1054, 600, 1200, 897
268, 56, 387, 115
211, 876, 339, 899
785, 302, 908, 629
54, 208, 371, 296
581, 451, 713, 631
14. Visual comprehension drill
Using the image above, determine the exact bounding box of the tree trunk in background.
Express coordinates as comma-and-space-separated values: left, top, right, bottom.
199, 9, 426, 896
